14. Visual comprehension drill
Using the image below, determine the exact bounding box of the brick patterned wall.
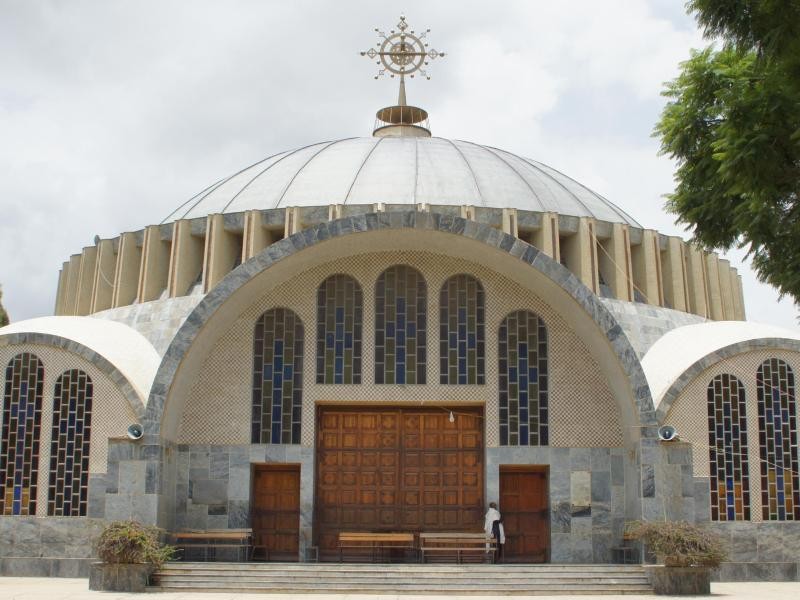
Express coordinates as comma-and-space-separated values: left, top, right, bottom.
0, 344, 138, 516
177, 250, 623, 448
664, 349, 800, 523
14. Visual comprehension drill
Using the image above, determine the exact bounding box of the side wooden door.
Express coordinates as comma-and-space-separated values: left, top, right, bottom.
499, 466, 549, 562
251, 464, 300, 561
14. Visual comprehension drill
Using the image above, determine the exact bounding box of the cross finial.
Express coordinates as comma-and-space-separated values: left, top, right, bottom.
360, 15, 445, 83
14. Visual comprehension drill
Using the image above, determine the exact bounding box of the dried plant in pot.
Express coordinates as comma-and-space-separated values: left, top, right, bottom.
89, 520, 176, 593
626, 520, 727, 595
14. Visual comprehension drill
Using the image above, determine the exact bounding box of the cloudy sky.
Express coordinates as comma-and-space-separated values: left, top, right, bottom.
1, 0, 797, 329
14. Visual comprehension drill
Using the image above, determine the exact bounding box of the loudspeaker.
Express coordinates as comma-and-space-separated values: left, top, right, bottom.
127, 423, 144, 440
657, 425, 678, 441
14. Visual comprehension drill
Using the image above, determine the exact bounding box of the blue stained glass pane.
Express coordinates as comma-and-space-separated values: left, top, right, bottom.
397, 347, 405, 363
274, 340, 283, 356
20, 382, 27, 395
397, 298, 405, 312
468, 334, 476, 349
263, 365, 272, 379
271, 423, 281, 441
397, 314, 405, 329
345, 333, 353, 349
449, 333, 457, 348
336, 324, 344, 339
509, 368, 517, 381
336, 307, 344, 322
397, 331, 405, 345
326, 333, 335, 348
397, 363, 405, 383
387, 323, 395, 337
283, 366, 292, 379
529, 367, 538, 382
519, 343, 527, 355
13, 487, 21, 501
408, 323, 416, 336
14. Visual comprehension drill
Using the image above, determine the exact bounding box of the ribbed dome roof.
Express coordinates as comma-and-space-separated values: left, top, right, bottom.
163, 137, 640, 226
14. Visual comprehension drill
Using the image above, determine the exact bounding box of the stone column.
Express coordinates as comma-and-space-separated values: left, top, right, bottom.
138, 225, 171, 303
661, 236, 690, 312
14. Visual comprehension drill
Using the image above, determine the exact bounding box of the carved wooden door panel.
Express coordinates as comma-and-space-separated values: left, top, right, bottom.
499, 466, 549, 563
251, 465, 300, 561
316, 406, 483, 560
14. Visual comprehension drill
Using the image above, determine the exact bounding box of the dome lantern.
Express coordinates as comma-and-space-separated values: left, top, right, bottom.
360, 15, 444, 137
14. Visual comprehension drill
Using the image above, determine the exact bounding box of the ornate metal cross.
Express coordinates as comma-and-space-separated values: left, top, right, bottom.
360, 15, 445, 81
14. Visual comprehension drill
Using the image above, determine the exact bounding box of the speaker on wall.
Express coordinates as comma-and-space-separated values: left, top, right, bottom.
657, 425, 678, 441
127, 423, 144, 440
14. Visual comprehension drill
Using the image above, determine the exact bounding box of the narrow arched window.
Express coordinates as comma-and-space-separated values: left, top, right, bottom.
316, 274, 362, 384
757, 358, 800, 520
707, 374, 750, 521
48, 370, 92, 516
439, 274, 485, 385
252, 308, 304, 444
499, 311, 548, 446
375, 265, 427, 384
1, 353, 44, 515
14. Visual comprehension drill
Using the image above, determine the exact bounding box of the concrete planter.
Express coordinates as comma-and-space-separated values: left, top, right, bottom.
646, 565, 712, 595
88, 562, 156, 593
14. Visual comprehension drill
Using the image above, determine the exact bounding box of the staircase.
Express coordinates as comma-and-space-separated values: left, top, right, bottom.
148, 562, 653, 595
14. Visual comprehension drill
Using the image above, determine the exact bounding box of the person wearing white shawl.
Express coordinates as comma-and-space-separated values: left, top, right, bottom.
484, 501, 505, 560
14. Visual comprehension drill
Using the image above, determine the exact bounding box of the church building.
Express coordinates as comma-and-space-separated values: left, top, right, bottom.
1, 16, 799, 582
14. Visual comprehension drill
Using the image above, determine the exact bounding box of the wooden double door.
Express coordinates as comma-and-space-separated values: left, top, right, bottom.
499, 466, 549, 563
315, 406, 484, 560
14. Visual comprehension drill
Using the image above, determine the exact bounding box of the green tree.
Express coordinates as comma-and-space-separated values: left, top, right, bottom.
655, 0, 800, 305
0, 285, 9, 327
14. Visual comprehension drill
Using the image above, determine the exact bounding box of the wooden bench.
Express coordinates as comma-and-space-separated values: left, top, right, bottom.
338, 532, 416, 563
419, 532, 496, 564
173, 528, 253, 562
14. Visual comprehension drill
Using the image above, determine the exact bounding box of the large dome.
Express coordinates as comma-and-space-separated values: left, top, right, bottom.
163, 137, 640, 226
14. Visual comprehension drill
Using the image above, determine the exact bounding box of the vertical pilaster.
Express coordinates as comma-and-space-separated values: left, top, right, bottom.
718, 259, 736, 320
138, 225, 171, 303
532, 212, 559, 261
661, 236, 690, 312
560, 217, 599, 293
204, 214, 243, 293
90, 239, 117, 314
599, 223, 633, 301
501, 208, 518, 237
64, 254, 81, 315
113, 232, 142, 308
631, 230, 663, 306
685, 245, 710, 318
54, 264, 68, 316
243, 210, 269, 261
75, 246, 98, 316
168, 220, 205, 297
705, 253, 725, 320
732, 273, 746, 320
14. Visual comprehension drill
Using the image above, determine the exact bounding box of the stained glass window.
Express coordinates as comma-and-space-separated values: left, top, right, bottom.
757, 358, 799, 520
439, 274, 485, 385
1, 353, 44, 515
48, 370, 92, 517
375, 265, 427, 384
252, 308, 304, 444
707, 374, 750, 521
316, 274, 362, 384
499, 311, 548, 446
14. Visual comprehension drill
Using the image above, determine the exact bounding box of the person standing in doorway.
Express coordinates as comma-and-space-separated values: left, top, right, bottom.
484, 501, 505, 562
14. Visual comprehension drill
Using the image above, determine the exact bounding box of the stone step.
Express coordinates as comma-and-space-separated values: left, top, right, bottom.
148, 563, 653, 594
149, 583, 653, 595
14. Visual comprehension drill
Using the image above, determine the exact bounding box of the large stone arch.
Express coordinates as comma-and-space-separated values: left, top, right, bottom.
144, 211, 656, 446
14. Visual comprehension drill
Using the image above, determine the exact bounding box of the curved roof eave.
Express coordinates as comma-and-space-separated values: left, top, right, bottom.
0, 316, 160, 410
641, 321, 800, 415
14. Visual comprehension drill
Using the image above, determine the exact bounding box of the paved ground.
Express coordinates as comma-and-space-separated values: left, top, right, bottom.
1, 578, 799, 600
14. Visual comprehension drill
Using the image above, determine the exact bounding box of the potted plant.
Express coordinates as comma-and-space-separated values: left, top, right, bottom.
626, 520, 727, 595
89, 520, 176, 593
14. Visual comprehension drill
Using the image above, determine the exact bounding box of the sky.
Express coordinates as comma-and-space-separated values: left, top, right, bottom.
0, 0, 797, 330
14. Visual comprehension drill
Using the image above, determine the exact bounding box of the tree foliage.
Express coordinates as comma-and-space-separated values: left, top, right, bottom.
656, 0, 800, 305
0, 285, 9, 327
